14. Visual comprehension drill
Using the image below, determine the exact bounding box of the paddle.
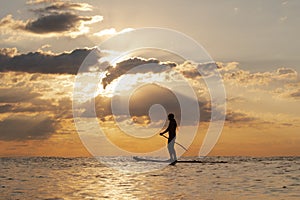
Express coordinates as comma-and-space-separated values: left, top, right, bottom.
160, 134, 188, 151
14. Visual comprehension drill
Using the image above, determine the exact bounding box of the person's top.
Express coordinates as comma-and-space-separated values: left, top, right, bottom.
166, 118, 177, 140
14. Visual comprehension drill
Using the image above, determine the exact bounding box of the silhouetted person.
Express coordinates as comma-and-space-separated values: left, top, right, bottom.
160, 113, 177, 162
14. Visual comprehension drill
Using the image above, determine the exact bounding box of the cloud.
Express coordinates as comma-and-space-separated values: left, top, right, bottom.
226, 96, 246, 103
0, 48, 18, 57
80, 95, 111, 119
83, 83, 259, 127
270, 79, 300, 101
223, 64, 298, 86
0, 104, 13, 113
0, 96, 65, 116
24, 13, 100, 34
93, 28, 134, 37
77, 83, 212, 126
0, 71, 76, 141
276, 67, 298, 79
288, 89, 300, 100
0, 88, 40, 103
0, 15, 25, 33
32, 2, 93, 13
289, 90, 300, 98
226, 111, 257, 123
0, 48, 100, 74
174, 61, 200, 79
2, 48, 298, 144
54, 97, 74, 119
217, 62, 298, 86
279, 16, 288, 23
216, 62, 239, 72
0, 114, 56, 141
128, 84, 212, 124
174, 61, 219, 79
0, 1, 102, 38
101, 57, 177, 89
26, 0, 60, 4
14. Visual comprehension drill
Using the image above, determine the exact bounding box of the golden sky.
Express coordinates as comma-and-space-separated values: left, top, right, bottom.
0, 0, 299, 157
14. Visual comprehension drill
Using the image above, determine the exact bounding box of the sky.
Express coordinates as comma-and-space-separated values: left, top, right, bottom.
0, 0, 299, 157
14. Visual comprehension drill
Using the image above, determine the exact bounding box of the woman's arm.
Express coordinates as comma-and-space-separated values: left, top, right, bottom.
160, 123, 170, 135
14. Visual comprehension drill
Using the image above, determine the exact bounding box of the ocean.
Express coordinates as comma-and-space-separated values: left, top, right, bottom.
0, 157, 299, 200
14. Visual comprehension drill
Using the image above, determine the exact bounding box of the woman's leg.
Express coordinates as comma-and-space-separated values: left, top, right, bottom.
168, 138, 177, 161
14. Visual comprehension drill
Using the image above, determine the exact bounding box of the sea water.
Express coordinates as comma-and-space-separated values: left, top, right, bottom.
0, 157, 299, 200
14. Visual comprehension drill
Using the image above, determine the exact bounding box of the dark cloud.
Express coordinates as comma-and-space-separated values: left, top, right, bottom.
0, 88, 39, 103
0, 1, 101, 37
0, 104, 13, 113
25, 13, 93, 34
0, 48, 99, 74
0, 115, 56, 141
0, 86, 74, 120
6, 98, 55, 114
129, 84, 182, 118
101, 59, 220, 89
102, 57, 176, 89
79, 84, 211, 125
53, 97, 74, 119
0, 85, 72, 141
289, 89, 300, 98
128, 84, 211, 124
80, 95, 111, 119
32, 2, 93, 13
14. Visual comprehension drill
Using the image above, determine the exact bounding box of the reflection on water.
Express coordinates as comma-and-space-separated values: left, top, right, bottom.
0, 157, 299, 199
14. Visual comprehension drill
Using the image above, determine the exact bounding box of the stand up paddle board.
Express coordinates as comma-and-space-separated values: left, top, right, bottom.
133, 156, 228, 164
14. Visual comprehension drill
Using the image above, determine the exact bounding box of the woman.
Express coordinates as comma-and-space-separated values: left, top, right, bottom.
160, 113, 177, 162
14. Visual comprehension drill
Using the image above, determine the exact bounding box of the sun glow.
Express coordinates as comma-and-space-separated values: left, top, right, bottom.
96, 72, 169, 98
94, 28, 134, 37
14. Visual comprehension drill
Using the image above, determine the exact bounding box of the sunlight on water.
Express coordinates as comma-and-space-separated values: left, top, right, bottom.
0, 157, 299, 199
